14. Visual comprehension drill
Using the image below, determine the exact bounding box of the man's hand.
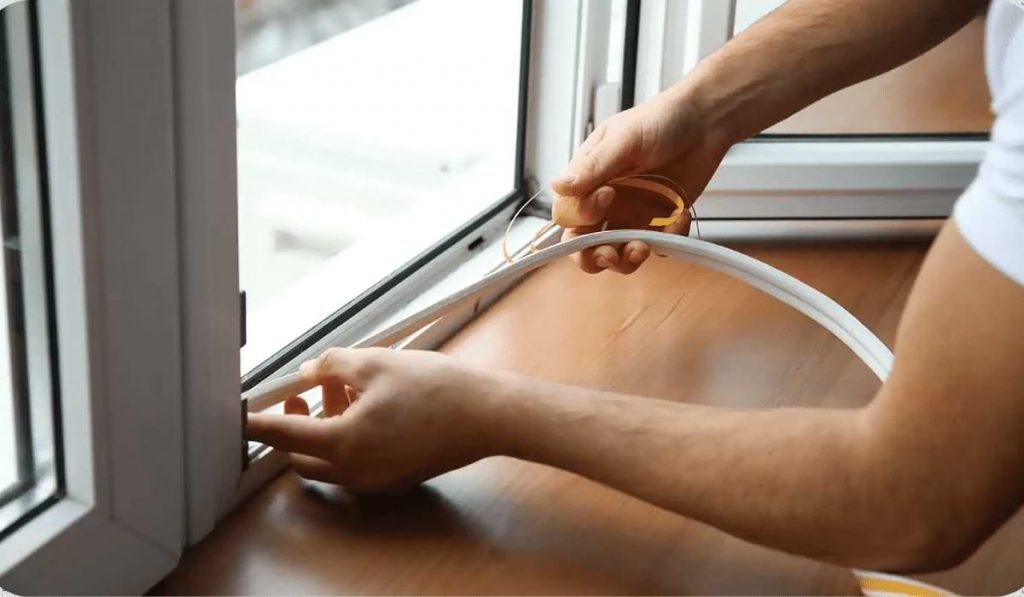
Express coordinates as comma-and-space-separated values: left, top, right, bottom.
551, 94, 731, 275
550, 0, 986, 277
246, 348, 509, 493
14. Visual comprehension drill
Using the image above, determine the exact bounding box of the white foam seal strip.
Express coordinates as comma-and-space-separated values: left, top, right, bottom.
246, 230, 893, 411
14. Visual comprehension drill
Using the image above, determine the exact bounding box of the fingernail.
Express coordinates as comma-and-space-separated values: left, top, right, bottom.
628, 250, 644, 264
595, 256, 611, 269
553, 174, 577, 188
595, 188, 614, 210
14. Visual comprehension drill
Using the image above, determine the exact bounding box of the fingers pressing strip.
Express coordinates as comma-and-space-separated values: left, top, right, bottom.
283, 396, 311, 416
561, 224, 606, 274
244, 371, 315, 413
246, 412, 336, 460
304, 347, 383, 389
609, 240, 650, 275
592, 245, 621, 271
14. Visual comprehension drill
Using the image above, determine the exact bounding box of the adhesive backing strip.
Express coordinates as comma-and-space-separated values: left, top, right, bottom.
608, 176, 687, 227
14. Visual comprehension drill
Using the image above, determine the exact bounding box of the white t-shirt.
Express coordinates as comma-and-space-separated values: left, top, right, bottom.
953, 0, 1024, 285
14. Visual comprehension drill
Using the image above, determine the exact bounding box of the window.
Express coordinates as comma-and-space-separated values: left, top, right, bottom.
186, 0, 611, 554
2, 1, 187, 592
0, 0, 61, 542
590, 0, 638, 123
633, 0, 987, 224
0, 0, 603, 590
1, 0, 987, 593
237, 0, 528, 384
732, 0, 992, 136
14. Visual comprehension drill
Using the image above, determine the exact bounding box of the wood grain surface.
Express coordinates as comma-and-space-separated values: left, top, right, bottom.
156, 240, 1023, 595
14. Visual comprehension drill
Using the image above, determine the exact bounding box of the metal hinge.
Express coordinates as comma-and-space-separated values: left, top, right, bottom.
240, 290, 248, 470
239, 290, 246, 348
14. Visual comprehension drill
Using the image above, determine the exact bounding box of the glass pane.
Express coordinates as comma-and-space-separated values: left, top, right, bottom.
236, 0, 525, 374
734, 0, 993, 135
0, 0, 60, 536
607, 0, 627, 85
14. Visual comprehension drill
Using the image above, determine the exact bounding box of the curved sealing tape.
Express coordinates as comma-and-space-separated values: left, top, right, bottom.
608, 176, 687, 227
243, 229, 951, 597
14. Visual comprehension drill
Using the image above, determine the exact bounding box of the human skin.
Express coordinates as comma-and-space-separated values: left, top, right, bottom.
551, 0, 989, 274
248, 0, 1024, 574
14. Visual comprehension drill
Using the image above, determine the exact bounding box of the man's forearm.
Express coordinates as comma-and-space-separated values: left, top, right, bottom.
672, 0, 987, 144
478, 223, 1024, 576
490, 379, 915, 569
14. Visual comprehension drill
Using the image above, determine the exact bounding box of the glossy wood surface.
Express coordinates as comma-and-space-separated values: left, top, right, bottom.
157, 240, 1023, 595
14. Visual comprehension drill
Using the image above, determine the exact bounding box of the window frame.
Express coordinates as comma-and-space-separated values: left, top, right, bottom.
0, 0, 38, 517
236, 1, 533, 392
633, 0, 987, 223
0, 0, 186, 592
0, 0, 61, 535
181, 0, 613, 543
2, 0, 634, 592
229, 0, 622, 517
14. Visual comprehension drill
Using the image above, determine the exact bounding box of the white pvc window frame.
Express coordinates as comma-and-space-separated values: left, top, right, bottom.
178, 0, 614, 548
233, 0, 609, 506
1, 0, 618, 592
633, 0, 986, 221
0, 0, 186, 593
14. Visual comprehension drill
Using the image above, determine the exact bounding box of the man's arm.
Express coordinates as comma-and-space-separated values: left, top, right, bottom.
551, 0, 989, 273
673, 0, 989, 147
487, 222, 1024, 573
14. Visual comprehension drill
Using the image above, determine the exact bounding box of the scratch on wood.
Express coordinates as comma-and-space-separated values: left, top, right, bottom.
617, 305, 648, 332
657, 294, 686, 327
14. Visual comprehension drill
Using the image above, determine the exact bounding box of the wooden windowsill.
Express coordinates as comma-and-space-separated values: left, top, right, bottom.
155, 241, 1024, 595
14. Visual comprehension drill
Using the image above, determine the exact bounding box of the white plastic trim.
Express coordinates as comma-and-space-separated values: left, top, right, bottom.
245, 230, 893, 410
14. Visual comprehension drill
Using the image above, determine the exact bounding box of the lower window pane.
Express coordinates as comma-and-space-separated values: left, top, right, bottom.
236, 0, 525, 374
0, 0, 60, 537
734, 0, 992, 136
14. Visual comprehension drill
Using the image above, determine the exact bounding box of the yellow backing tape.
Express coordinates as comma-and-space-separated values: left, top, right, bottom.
503, 175, 690, 265
608, 176, 687, 227
856, 572, 953, 597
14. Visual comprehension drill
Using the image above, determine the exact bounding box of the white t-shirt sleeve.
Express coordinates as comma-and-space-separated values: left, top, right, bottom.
952, 0, 1024, 287
954, 180, 1024, 285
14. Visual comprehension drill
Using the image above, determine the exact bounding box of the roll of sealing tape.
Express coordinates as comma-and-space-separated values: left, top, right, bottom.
244, 228, 951, 597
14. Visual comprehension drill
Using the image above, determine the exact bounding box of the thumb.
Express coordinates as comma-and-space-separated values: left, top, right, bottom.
552, 185, 615, 228
551, 129, 635, 198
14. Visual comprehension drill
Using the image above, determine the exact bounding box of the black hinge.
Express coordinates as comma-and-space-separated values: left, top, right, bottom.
240, 290, 248, 470
240, 290, 247, 348
241, 397, 249, 472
